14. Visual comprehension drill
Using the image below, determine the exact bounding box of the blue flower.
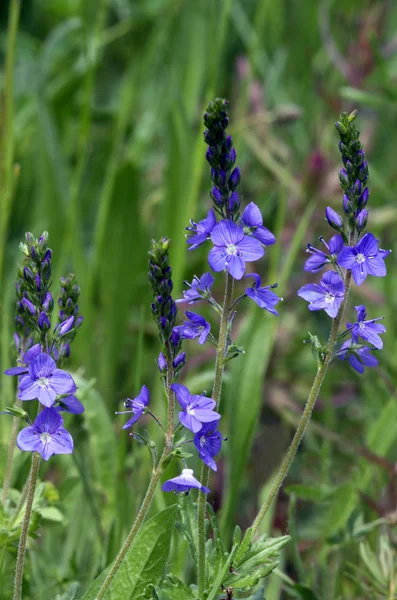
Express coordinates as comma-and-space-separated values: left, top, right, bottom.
240, 202, 276, 246
338, 232, 388, 286
348, 305, 385, 349
171, 383, 220, 433
176, 311, 211, 345
186, 210, 216, 250
298, 271, 345, 318
338, 340, 378, 374
176, 273, 214, 304
17, 407, 74, 461
56, 395, 85, 414
17, 353, 76, 408
208, 220, 264, 280
119, 385, 150, 429
193, 421, 222, 471
162, 468, 210, 494
4, 343, 42, 376
304, 234, 343, 273
245, 274, 281, 315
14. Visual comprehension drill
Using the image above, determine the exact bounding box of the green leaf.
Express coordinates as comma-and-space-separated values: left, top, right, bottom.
290, 584, 320, 600
81, 505, 178, 600
38, 506, 64, 523
284, 484, 330, 503
152, 574, 196, 600
54, 582, 80, 600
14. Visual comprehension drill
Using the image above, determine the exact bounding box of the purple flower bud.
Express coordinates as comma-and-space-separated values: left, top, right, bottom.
358, 161, 368, 182
359, 188, 369, 207
206, 147, 216, 167
228, 191, 240, 212
58, 316, 74, 336
229, 147, 236, 164
61, 343, 70, 358
159, 317, 167, 330
43, 292, 53, 312
228, 167, 241, 190
158, 352, 167, 372
355, 209, 368, 232
173, 352, 186, 369
75, 316, 83, 328
170, 328, 181, 347
335, 121, 347, 135
23, 267, 34, 282
36, 274, 41, 291
343, 194, 350, 214
22, 297, 36, 315
38, 312, 51, 331
325, 206, 343, 230
339, 169, 349, 186
356, 149, 365, 166
353, 180, 361, 195
226, 135, 232, 150
211, 187, 223, 206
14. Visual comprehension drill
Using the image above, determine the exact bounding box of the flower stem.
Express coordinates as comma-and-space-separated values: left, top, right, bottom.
197, 272, 234, 597
1, 398, 21, 505
13, 451, 40, 600
94, 343, 175, 600
251, 269, 352, 535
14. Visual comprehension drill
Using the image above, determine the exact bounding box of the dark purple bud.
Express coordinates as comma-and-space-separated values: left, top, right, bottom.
343, 194, 350, 214
41, 258, 51, 281
226, 135, 232, 150
22, 297, 36, 315
339, 169, 349, 186
35, 274, 41, 291
358, 187, 369, 207
228, 191, 240, 212
61, 343, 70, 358
355, 209, 368, 232
325, 206, 343, 230
66, 298, 73, 310
173, 352, 186, 369
345, 160, 353, 175
43, 292, 53, 312
25, 232, 33, 243
75, 316, 83, 328
206, 147, 217, 167
229, 167, 241, 190
59, 310, 65, 320
353, 180, 361, 195
358, 161, 368, 182
229, 147, 236, 164
38, 311, 51, 331
211, 187, 223, 206
16, 315, 25, 327
157, 352, 167, 373
58, 316, 74, 336
356, 149, 365, 166
14, 333, 20, 349
23, 267, 34, 282
170, 328, 181, 347
159, 317, 167, 330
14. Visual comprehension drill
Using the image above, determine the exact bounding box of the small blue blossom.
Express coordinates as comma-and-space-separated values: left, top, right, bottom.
17, 353, 76, 408
245, 274, 281, 315
348, 305, 386, 349
171, 383, 220, 433
17, 407, 74, 461
186, 210, 216, 250
240, 202, 276, 246
193, 421, 222, 471
56, 394, 85, 414
176, 273, 214, 304
298, 271, 345, 318
4, 343, 42, 376
176, 312, 211, 345
162, 468, 210, 494
208, 220, 264, 280
338, 339, 378, 374
119, 385, 150, 429
338, 232, 388, 286
304, 234, 343, 273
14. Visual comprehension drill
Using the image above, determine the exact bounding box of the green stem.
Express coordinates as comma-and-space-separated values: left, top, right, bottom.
8, 480, 28, 530
94, 344, 175, 600
251, 269, 352, 535
13, 452, 40, 600
1, 398, 21, 505
197, 272, 234, 596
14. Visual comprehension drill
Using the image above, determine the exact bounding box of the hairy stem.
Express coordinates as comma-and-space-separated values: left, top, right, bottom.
1, 398, 21, 505
13, 452, 40, 600
197, 272, 234, 596
95, 344, 175, 600
251, 269, 352, 535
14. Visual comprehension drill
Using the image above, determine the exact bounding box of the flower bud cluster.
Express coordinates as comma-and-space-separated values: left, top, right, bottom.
148, 238, 177, 344
55, 274, 83, 362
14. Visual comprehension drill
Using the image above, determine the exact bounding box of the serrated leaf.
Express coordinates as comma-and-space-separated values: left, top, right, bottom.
153, 574, 196, 599
81, 505, 177, 600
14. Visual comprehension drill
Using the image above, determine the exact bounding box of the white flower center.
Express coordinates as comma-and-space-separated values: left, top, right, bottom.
325, 293, 335, 303
199, 436, 206, 448
38, 377, 49, 388
186, 406, 195, 415
356, 253, 365, 264
226, 244, 238, 256
40, 432, 52, 444
359, 322, 365, 329
182, 468, 194, 476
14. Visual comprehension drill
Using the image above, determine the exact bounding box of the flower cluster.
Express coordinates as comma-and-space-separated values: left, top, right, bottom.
298, 110, 389, 373
3, 233, 83, 460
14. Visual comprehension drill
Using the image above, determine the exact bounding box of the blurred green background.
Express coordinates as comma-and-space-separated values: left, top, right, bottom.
1, 0, 397, 598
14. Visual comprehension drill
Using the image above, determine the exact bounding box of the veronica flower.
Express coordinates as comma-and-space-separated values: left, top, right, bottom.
240, 202, 276, 246
4, 343, 42, 376
162, 468, 210, 494
186, 210, 216, 249
176, 273, 214, 304
338, 340, 378, 374
245, 274, 281, 315
304, 234, 344, 273
208, 220, 264, 280
325, 206, 343, 230
176, 312, 211, 345
338, 232, 387, 286
348, 305, 386, 349
56, 394, 85, 414
193, 421, 222, 471
118, 385, 150, 429
17, 353, 76, 407
298, 271, 345, 318
171, 383, 220, 433
17, 407, 73, 461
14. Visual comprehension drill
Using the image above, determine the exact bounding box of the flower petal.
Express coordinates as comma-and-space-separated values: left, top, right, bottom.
171, 384, 191, 410
366, 255, 386, 277
29, 353, 56, 378
241, 202, 263, 227
17, 426, 40, 453
357, 232, 378, 256
211, 220, 244, 246
50, 369, 76, 396
225, 254, 245, 280
254, 226, 276, 246
208, 247, 227, 273
237, 236, 265, 262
